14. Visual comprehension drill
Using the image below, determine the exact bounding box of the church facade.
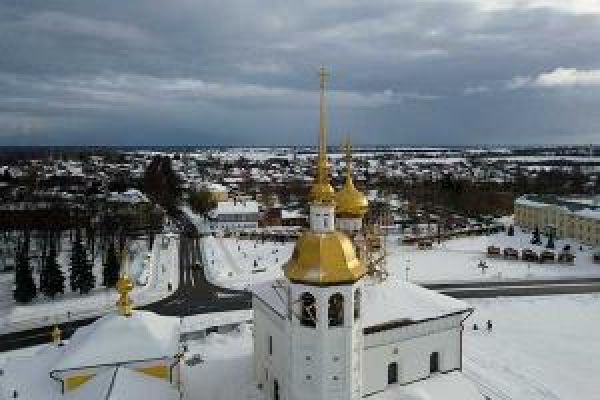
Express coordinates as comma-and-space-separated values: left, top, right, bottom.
252, 66, 481, 400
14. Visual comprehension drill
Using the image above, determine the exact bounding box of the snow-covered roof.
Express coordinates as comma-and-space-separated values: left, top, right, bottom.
252, 279, 472, 328
362, 280, 472, 329
53, 311, 179, 371
210, 200, 259, 216
370, 371, 483, 400
574, 208, 600, 220
514, 196, 547, 208
66, 367, 179, 400
107, 189, 149, 204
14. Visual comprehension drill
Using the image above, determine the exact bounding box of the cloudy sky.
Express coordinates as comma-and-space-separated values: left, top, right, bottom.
1, 0, 600, 146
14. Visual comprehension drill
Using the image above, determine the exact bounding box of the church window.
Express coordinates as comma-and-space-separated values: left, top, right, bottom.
273, 379, 280, 400
300, 292, 317, 327
353, 289, 361, 320
387, 362, 398, 385
328, 293, 344, 327
268, 335, 273, 355
430, 352, 440, 373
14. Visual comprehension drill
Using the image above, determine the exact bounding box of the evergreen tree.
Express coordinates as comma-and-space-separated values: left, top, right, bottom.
69, 230, 83, 292
40, 239, 65, 298
70, 229, 96, 295
13, 233, 36, 303
102, 241, 120, 288
78, 248, 95, 294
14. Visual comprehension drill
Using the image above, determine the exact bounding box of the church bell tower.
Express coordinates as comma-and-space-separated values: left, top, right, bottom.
283, 66, 367, 400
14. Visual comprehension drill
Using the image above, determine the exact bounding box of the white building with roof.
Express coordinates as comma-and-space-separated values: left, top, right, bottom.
251, 66, 482, 400
207, 199, 260, 231
0, 271, 181, 400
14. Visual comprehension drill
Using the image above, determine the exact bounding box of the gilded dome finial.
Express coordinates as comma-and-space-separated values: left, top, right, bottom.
309, 65, 335, 204
51, 324, 62, 346
116, 247, 134, 317
336, 136, 368, 218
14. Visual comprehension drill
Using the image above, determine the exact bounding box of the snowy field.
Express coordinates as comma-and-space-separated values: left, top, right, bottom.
200, 228, 600, 291
2, 292, 599, 399
178, 293, 600, 400
464, 294, 600, 400
387, 229, 600, 283
201, 236, 293, 290
0, 233, 179, 334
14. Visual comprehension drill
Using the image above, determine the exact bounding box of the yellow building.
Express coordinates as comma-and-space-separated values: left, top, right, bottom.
514, 195, 600, 246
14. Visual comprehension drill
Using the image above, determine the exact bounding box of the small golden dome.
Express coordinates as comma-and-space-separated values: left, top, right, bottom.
336, 178, 368, 218
309, 181, 336, 204
284, 231, 367, 284
116, 274, 134, 317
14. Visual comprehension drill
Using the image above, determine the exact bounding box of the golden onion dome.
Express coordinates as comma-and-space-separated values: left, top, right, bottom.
284, 231, 367, 285
335, 177, 368, 218
309, 181, 336, 204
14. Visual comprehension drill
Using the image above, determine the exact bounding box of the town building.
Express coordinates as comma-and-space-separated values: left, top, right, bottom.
514, 194, 600, 245
206, 199, 260, 231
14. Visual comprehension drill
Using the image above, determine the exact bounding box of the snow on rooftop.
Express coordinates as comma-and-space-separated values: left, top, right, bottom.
361, 280, 471, 328
210, 200, 259, 216
252, 278, 471, 328
54, 311, 179, 371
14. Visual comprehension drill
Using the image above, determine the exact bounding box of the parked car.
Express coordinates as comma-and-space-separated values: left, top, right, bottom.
417, 240, 433, 250
503, 247, 519, 260
558, 252, 576, 264
539, 250, 555, 263
521, 249, 539, 262
487, 246, 501, 257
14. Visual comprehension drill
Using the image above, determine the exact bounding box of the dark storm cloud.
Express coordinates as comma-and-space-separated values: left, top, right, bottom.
1, 0, 600, 145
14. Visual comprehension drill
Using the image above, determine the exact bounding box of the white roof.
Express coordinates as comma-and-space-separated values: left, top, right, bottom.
54, 311, 179, 371
210, 200, 259, 216
514, 196, 547, 208
370, 371, 483, 400
66, 367, 179, 400
574, 208, 600, 220
253, 279, 471, 328
362, 280, 472, 328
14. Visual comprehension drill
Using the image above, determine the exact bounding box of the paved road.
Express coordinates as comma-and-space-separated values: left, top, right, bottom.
429, 279, 600, 298
3, 212, 600, 351
0, 213, 250, 352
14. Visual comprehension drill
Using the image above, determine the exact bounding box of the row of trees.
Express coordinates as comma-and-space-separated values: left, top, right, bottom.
13, 230, 122, 304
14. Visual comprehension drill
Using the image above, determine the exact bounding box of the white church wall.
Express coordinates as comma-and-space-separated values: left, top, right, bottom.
361, 316, 463, 396
252, 295, 289, 398
336, 217, 362, 233
286, 282, 363, 400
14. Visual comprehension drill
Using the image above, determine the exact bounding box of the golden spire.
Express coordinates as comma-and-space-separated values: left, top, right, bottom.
116, 248, 134, 317
344, 136, 354, 185
51, 324, 62, 346
309, 65, 335, 204
336, 136, 368, 218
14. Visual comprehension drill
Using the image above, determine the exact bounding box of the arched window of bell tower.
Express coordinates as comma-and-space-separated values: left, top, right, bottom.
299, 292, 317, 328
328, 293, 344, 327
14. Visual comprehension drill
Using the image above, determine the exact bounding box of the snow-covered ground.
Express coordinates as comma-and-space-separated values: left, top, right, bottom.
464, 294, 600, 400
200, 227, 600, 291
201, 236, 293, 290
2, 292, 599, 399
0, 233, 180, 334
387, 229, 600, 283
179, 293, 600, 400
